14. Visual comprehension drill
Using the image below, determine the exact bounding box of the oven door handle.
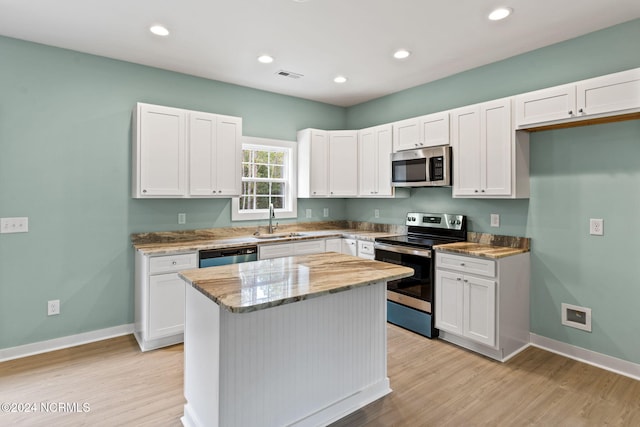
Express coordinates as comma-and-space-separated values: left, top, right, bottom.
374, 242, 432, 258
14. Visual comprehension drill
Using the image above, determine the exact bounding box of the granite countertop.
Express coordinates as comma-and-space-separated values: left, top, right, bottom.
434, 232, 531, 259
179, 252, 414, 313
131, 221, 406, 255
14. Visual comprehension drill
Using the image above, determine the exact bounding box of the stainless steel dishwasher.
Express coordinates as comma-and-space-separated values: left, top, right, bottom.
199, 246, 258, 268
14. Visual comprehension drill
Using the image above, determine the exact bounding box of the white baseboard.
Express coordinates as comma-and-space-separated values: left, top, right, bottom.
0, 324, 134, 363
530, 333, 640, 381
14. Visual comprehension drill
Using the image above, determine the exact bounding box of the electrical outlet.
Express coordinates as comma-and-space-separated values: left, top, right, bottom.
178, 213, 186, 224
48, 300, 60, 316
0, 217, 29, 234
305, 209, 312, 218
323, 208, 329, 217
589, 218, 603, 236
374, 209, 380, 218
490, 214, 500, 227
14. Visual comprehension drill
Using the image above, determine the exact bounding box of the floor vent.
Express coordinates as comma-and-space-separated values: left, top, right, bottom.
276, 70, 304, 79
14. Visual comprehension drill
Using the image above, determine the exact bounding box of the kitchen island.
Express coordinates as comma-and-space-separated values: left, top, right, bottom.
179, 252, 413, 427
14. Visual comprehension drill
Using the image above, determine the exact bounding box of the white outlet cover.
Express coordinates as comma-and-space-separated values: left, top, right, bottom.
490, 214, 500, 227
589, 218, 604, 236
178, 213, 186, 224
323, 208, 329, 217
305, 209, 312, 218
374, 209, 380, 218
0, 217, 29, 234
48, 299, 60, 316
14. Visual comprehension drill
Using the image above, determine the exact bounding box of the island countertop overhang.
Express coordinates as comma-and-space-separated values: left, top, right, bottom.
179, 252, 414, 313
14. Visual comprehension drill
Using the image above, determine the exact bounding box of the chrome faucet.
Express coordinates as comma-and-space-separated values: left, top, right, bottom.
268, 203, 278, 234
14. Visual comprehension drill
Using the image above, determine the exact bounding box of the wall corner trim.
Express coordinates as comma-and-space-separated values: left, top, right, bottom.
530, 333, 640, 381
0, 324, 134, 362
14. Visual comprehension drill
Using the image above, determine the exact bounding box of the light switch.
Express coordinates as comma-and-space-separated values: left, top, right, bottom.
0, 217, 29, 234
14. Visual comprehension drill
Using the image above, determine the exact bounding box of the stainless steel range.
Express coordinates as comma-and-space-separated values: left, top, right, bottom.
375, 212, 467, 338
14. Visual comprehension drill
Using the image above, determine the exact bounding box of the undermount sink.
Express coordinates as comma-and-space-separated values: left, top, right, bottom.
253, 232, 306, 239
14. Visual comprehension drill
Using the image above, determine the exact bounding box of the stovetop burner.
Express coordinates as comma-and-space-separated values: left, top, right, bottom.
376, 212, 467, 248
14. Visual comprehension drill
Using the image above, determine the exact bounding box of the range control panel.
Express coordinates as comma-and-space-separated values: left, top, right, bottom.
405, 212, 465, 230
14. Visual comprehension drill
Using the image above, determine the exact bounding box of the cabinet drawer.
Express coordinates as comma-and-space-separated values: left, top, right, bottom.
357, 240, 375, 259
436, 252, 495, 277
149, 252, 198, 274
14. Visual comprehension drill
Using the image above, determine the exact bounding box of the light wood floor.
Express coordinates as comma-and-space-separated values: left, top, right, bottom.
1, 325, 639, 426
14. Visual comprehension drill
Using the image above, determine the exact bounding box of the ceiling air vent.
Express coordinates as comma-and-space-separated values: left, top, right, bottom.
276, 70, 304, 79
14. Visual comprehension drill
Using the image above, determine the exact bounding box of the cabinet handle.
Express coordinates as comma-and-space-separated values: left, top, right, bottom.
481, 189, 485, 193
172, 261, 177, 265
578, 108, 584, 114
456, 277, 462, 281
464, 279, 468, 283
218, 190, 222, 193
568, 110, 573, 115
460, 262, 465, 266
142, 189, 147, 193
474, 189, 478, 193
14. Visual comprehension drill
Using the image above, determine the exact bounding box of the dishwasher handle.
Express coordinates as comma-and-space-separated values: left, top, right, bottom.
199, 246, 257, 260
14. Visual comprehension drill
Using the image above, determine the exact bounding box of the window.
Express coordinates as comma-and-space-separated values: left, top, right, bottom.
232, 136, 297, 221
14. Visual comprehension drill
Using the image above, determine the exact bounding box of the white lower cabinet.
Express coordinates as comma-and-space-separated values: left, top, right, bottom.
258, 239, 327, 260
135, 251, 198, 351
325, 238, 342, 253
341, 238, 358, 256
357, 240, 375, 260
435, 251, 530, 361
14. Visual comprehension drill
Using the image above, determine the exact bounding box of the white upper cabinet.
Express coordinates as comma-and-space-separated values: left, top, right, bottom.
577, 68, 640, 117
328, 131, 358, 196
515, 84, 576, 127
452, 98, 529, 199
515, 68, 640, 128
189, 112, 242, 197
133, 103, 187, 198
133, 103, 242, 199
358, 124, 393, 197
298, 129, 357, 197
392, 112, 450, 152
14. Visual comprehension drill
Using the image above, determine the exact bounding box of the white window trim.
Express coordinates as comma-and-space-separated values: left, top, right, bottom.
232, 136, 297, 221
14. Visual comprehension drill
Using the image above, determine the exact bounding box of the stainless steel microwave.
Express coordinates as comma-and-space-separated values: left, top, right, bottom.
391, 145, 451, 187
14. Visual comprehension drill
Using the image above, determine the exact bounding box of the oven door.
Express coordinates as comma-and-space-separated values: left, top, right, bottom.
374, 243, 434, 313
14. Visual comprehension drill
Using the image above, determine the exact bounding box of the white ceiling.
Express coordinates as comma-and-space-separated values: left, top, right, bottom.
1, 0, 639, 107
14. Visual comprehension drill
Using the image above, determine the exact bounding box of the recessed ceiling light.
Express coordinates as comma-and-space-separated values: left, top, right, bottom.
393, 49, 411, 60
150, 25, 170, 37
257, 55, 274, 64
488, 7, 512, 21
334, 76, 347, 84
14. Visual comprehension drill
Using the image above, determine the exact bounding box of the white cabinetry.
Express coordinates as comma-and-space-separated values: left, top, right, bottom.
341, 238, 358, 256
451, 98, 529, 199
132, 102, 242, 198
258, 239, 327, 260
435, 251, 530, 361
298, 129, 358, 197
189, 112, 242, 196
133, 103, 187, 197
325, 238, 342, 253
357, 240, 375, 260
392, 112, 450, 152
515, 68, 640, 128
134, 251, 198, 351
358, 124, 393, 197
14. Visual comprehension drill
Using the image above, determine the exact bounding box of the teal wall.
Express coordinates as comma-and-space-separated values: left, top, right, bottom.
1, 19, 639, 366
0, 36, 346, 349
345, 19, 640, 364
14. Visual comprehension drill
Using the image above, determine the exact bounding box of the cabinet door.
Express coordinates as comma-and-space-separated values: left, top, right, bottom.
189, 112, 217, 196
375, 125, 394, 196
463, 275, 496, 347
325, 238, 342, 253
328, 131, 358, 196
451, 105, 481, 196
309, 130, 329, 196
577, 68, 640, 117
358, 127, 378, 196
215, 115, 242, 196
258, 243, 294, 260
357, 240, 375, 259
392, 117, 420, 152
138, 104, 187, 197
420, 112, 450, 147
515, 84, 576, 127
482, 99, 512, 196
148, 273, 185, 340
341, 238, 357, 256
435, 270, 464, 335
293, 240, 326, 255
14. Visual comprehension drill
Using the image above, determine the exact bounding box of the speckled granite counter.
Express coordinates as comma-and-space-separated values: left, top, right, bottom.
179, 252, 414, 313
434, 232, 530, 259
131, 221, 406, 255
